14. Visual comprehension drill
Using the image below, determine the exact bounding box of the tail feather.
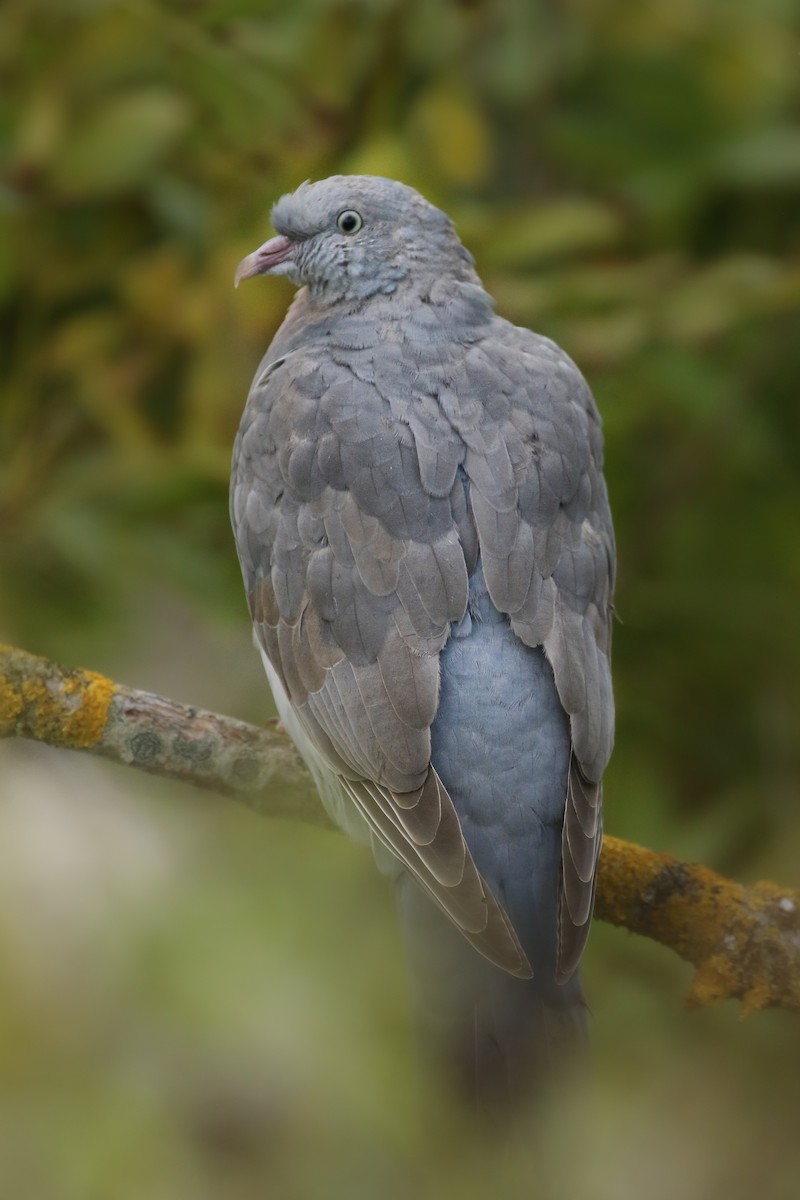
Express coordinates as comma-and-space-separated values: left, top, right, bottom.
396, 874, 587, 1111
397, 561, 591, 1109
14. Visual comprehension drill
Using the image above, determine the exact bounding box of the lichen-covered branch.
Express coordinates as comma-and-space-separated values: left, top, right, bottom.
0, 642, 325, 827
595, 836, 799, 1014
2, 642, 798, 1015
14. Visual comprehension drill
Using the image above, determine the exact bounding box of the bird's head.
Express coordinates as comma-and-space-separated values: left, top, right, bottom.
234, 175, 477, 303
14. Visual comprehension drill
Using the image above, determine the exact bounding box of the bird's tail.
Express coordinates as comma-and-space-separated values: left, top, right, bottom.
396, 874, 586, 1112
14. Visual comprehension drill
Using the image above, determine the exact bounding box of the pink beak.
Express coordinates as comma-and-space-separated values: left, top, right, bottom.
234, 234, 296, 287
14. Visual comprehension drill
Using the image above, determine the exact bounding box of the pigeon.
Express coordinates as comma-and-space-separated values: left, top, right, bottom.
231, 176, 615, 1106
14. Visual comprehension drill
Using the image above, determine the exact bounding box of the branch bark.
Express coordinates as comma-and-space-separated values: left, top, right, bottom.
2, 642, 798, 1015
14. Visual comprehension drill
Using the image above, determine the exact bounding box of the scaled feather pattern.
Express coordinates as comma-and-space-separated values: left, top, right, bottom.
231, 176, 615, 1099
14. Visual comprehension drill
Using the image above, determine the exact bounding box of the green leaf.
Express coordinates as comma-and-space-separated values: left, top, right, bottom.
716, 126, 800, 186
485, 200, 622, 268
50, 89, 190, 198
409, 86, 493, 187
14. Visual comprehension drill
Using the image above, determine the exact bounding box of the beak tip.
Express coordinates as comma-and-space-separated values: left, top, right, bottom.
234, 258, 253, 289
234, 251, 257, 290
234, 235, 294, 291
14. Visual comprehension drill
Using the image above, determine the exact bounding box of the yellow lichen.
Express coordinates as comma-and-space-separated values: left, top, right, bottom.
1, 651, 115, 749
740, 978, 773, 1017
0, 675, 25, 733
687, 953, 739, 1010
60, 671, 116, 747
598, 835, 800, 1014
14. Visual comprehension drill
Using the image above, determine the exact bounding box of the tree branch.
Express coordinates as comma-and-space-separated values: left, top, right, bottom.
2, 642, 798, 1015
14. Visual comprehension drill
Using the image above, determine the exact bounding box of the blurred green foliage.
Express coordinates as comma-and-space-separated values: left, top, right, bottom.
2, 0, 800, 1196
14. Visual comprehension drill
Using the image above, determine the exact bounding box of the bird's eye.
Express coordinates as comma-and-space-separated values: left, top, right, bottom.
336, 210, 363, 235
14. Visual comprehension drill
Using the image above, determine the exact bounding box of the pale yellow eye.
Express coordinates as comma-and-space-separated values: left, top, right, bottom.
336, 210, 363, 234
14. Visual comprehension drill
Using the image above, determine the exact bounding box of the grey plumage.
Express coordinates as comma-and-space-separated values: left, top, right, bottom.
231, 176, 615, 1103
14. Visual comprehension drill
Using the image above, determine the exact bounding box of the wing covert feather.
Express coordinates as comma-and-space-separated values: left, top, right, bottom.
232, 304, 614, 986
459, 327, 615, 982
232, 347, 531, 977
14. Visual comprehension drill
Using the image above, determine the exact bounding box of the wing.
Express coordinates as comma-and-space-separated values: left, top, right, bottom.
231, 341, 531, 979
455, 328, 615, 983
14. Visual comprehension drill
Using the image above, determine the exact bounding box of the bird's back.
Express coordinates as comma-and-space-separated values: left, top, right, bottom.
397, 539, 586, 1106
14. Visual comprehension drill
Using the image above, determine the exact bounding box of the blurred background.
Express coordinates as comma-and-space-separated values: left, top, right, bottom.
2, 0, 800, 1195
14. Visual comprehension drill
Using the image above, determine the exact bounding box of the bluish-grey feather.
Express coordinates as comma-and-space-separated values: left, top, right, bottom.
230, 174, 615, 1106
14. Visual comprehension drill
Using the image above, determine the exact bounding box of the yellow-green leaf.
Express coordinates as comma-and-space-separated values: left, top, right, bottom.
50, 89, 190, 198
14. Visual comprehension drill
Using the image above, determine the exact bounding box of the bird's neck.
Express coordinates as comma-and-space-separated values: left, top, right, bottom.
294, 271, 495, 343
